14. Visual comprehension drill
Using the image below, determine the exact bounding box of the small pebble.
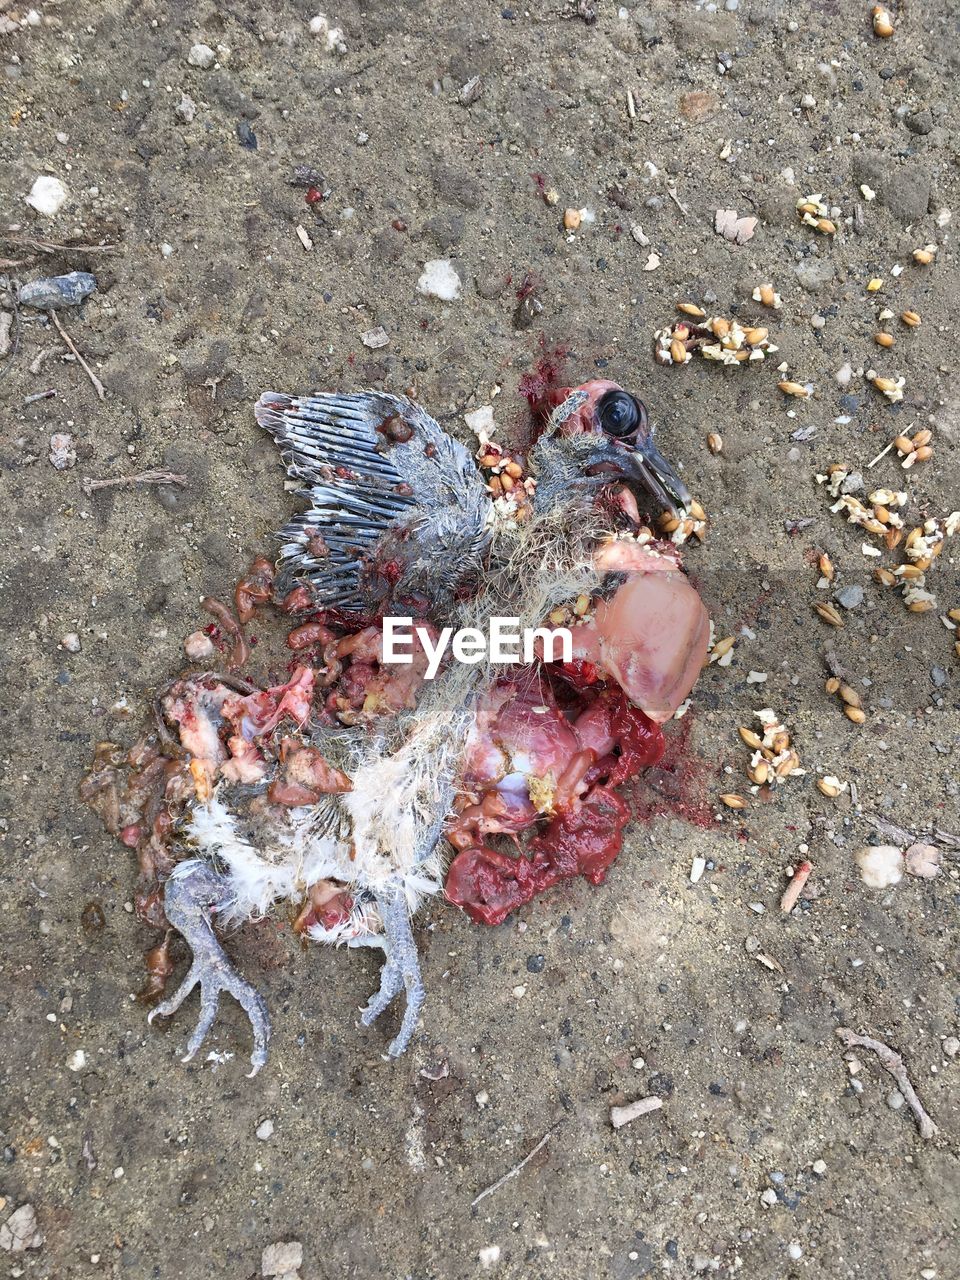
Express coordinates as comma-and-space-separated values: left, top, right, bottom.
836, 585, 864, 610
812, 1158, 827, 1175
49, 433, 77, 471
262, 1241, 303, 1277
854, 844, 903, 888
942, 1036, 959, 1058
255, 1119, 275, 1141
66, 1049, 86, 1072
25, 175, 69, 217
887, 1088, 905, 1111
760, 1188, 778, 1207
478, 1245, 501, 1270
61, 632, 81, 653
361, 326, 389, 349
187, 43, 216, 69
175, 92, 196, 124
19, 271, 96, 310
417, 258, 461, 301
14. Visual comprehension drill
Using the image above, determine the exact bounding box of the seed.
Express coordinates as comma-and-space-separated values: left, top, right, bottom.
744, 326, 768, 346
711, 317, 731, 338
874, 332, 895, 347
872, 5, 894, 36
563, 208, 581, 230
913, 247, 935, 265
677, 302, 706, 317
734, 349, 750, 362
814, 602, 844, 627
839, 684, 862, 709
772, 731, 791, 754
480, 452, 501, 468
873, 376, 898, 393
670, 338, 687, 365
779, 380, 810, 398
844, 705, 866, 724
817, 218, 836, 235
500, 472, 515, 492
825, 676, 841, 695
905, 526, 923, 548
873, 504, 891, 524
719, 793, 748, 810
757, 284, 776, 307
912, 556, 932, 572
956, 640, 960, 659
749, 761, 770, 785
707, 432, 723, 454
885, 529, 903, 551
913, 445, 933, 463
901, 310, 921, 327
711, 635, 735, 659
660, 514, 680, 534
911, 428, 932, 447
488, 474, 503, 496
947, 608, 960, 624
862, 518, 887, 536
866, 277, 884, 292
908, 599, 935, 614
817, 777, 841, 798
739, 726, 763, 749
776, 751, 800, 777
874, 567, 896, 586
818, 553, 835, 581
504, 460, 523, 479
548, 608, 567, 626
688, 498, 707, 521
894, 434, 914, 454
573, 593, 590, 617
896, 564, 924, 580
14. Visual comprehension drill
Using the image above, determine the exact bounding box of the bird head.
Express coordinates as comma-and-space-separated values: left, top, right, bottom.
529, 378, 690, 518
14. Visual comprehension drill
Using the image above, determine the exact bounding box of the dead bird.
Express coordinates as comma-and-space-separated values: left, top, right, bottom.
95, 379, 709, 1073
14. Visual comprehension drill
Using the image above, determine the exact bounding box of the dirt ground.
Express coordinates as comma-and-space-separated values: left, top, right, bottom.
1, 0, 958, 1276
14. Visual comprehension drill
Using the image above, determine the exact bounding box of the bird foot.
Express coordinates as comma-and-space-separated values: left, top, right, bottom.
359, 890, 425, 1057
147, 860, 271, 1076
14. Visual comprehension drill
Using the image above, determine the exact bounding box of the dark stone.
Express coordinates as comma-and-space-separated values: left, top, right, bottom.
236, 120, 257, 149
526, 954, 545, 973
905, 107, 933, 135
18, 271, 96, 309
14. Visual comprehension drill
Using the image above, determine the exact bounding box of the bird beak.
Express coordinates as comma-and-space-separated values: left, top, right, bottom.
619, 438, 691, 517
587, 436, 691, 518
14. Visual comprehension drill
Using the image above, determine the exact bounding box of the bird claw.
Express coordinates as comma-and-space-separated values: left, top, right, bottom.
148, 860, 271, 1076
359, 890, 425, 1057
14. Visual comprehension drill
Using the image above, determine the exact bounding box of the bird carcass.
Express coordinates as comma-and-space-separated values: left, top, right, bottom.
81, 378, 709, 1072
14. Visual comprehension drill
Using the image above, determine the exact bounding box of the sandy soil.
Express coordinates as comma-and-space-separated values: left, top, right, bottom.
1, 1, 958, 1277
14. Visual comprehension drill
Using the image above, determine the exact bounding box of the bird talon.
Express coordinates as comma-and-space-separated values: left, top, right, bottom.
359, 891, 425, 1055
149, 860, 271, 1074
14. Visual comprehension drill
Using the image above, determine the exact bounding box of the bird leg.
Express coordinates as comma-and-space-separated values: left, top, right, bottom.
147, 859, 271, 1076
359, 889, 425, 1057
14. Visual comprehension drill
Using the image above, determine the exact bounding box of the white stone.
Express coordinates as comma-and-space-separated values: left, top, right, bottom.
690, 856, 706, 884
66, 1049, 86, 1072
0, 1204, 43, 1253
25, 175, 68, 217
417, 258, 461, 301
464, 405, 495, 437
187, 43, 216, 69
854, 844, 903, 889
61, 632, 81, 653
262, 1241, 303, 1276
308, 14, 346, 53
361, 326, 389, 349
942, 1036, 959, 1058
478, 1245, 501, 1269
255, 1118, 275, 1140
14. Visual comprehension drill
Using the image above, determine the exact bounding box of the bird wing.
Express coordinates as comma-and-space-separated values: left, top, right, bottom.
256, 391, 491, 618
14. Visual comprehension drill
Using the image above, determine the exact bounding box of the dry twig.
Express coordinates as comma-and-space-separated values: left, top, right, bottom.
836, 1027, 938, 1140
48, 309, 105, 400
0, 232, 118, 256
81, 470, 187, 496
869, 815, 960, 853
471, 1125, 557, 1207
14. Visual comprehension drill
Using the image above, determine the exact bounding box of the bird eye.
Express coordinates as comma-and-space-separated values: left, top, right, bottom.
597, 390, 646, 439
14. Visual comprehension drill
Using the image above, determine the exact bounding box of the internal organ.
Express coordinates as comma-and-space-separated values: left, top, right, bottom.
445, 553, 709, 924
